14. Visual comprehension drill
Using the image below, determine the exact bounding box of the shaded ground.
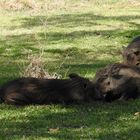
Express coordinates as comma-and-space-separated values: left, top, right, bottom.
0, 0, 140, 139
0, 100, 139, 140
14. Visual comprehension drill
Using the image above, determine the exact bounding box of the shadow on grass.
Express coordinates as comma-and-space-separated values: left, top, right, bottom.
0, 12, 140, 81
9, 13, 140, 43
2, 13, 140, 57
3, 29, 140, 49
0, 41, 115, 83
0, 30, 120, 81
0, 99, 139, 139
1, 28, 140, 57
0, 29, 138, 81
14, 13, 140, 29
0, 9, 140, 140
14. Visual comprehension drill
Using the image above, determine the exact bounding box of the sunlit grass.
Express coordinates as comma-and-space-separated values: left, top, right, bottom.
0, 0, 140, 139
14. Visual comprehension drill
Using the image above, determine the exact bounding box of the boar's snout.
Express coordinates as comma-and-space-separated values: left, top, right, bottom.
85, 82, 103, 101
93, 87, 104, 100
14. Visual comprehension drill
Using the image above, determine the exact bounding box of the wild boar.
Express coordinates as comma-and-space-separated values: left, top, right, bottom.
0, 73, 102, 105
95, 75, 140, 102
122, 36, 140, 66
94, 63, 140, 82
94, 63, 140, 101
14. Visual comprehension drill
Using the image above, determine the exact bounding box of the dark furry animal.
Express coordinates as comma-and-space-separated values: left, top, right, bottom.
122, 35, 140, 66
93, 63, 140, 101
0, 74, 102, 105
93, 63, 140, 102
94, 63, 140, 82
95, 75, 140, 102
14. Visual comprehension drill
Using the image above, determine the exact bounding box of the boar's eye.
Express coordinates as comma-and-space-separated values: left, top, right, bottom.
106, 81, 110, 85
134, 51, 140, 56
136, 62, 140, 66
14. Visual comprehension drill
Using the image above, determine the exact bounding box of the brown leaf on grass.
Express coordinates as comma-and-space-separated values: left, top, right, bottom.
49, 128, 59, 133
134, 112, 140, 116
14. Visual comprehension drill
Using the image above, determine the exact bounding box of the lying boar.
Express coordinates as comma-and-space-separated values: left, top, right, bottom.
0, 73, 102, 105
95, 75, 140, 102
122, 36, 140, 66
94, 63, 140, 102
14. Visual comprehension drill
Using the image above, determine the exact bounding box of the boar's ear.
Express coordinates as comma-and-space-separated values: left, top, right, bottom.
69, 73, 80, 79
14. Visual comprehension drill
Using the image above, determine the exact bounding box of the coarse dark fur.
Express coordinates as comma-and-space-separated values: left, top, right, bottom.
94, 63, 140, 82
93, 63, 140, 102
122, 35, 140, 66
95, 75, 140, 102
0, 73, 102, 105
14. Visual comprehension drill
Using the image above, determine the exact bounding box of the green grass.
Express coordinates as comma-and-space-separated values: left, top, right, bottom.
0, 100, 140, 140
0, 0, 140, 139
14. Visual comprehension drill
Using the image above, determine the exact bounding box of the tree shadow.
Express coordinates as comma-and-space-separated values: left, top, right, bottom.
1, 28, 139, 58
98, 128, 140, 139
14, 13, 140, 29
0, 30, 120, 81
2, 12, 140, 58
0, 99, 139, 139
0, 12, 140, 82
0, 7, 140, 140
0, 34, 40, 58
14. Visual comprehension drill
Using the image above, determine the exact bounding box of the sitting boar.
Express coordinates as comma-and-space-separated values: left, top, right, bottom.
122, 36, 140, 66
0, 73, 102, 105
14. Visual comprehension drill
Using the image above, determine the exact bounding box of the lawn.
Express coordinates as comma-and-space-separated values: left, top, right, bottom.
0, 0, 140, 139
